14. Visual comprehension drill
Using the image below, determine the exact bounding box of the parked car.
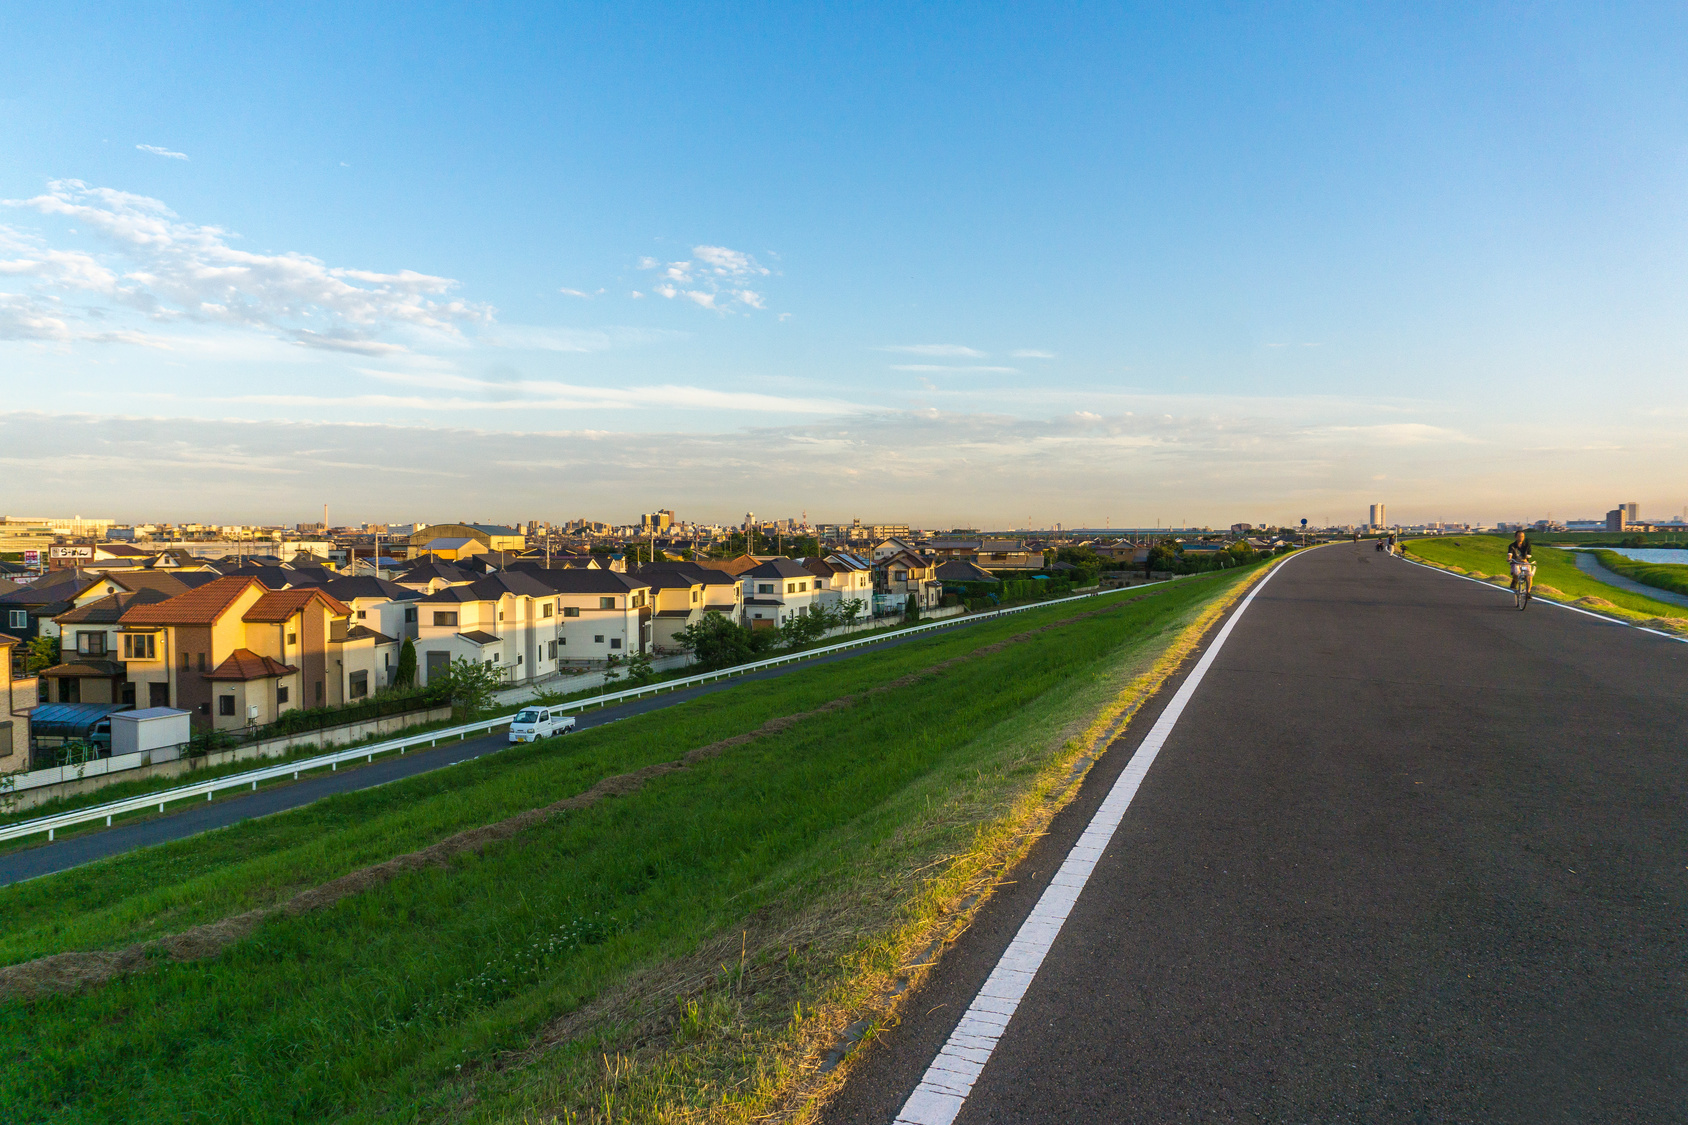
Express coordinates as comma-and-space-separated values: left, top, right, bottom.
507, 706, 575, 743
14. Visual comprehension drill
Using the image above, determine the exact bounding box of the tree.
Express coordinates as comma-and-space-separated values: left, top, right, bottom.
624, 650, 657, 686
601, 652, 623, 692
675, 611, 763, 671
838, 598, 864, 629
905, 594, 921, 622
393, 637, 417, 689
24, 634, 59, 674
433, 657, 504, 716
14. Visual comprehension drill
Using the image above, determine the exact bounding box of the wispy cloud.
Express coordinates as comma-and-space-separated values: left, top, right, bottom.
891, 364, 1018, 374
558, 287, 598, 299
0, 179, 491, 352
1011, 349, 1056, 359
637, 244, 773, 313
136, 145, 189, 161
876, 344, 986, 357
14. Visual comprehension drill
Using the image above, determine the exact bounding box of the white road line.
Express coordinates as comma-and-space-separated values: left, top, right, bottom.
891, 554, 1297, 1125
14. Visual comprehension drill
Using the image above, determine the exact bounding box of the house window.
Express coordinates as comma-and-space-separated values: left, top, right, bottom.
197, 652, 206, 672
218, 695, 236, 716
758, 583, 774, 594
542, 604, 553, 618
631, 591, 644, 607
594, 635, 605, 644
564, 606, 580, 617
433, 611, 458, 627
559, 637, 566, 646
277, 686, 289, 704
691, 590, 699, 603
6, 610, 26, 629
180, 651, 190, 671
384, 652, 391, 668
287, 632, 297, 645
315, 681, 324, 703
77, 632, 106, 655
199, 702, 211, 716
786, 582, 796, 594
516, 654, 522, 665
356, 610, 366, 619
548, 640, 557, 659
610, 638, 621, 649
123, 633, 156, 660
499, 610, 504, 621
349, 670, 368, 698
404, 606, 417, 623
599, 597, 616, 610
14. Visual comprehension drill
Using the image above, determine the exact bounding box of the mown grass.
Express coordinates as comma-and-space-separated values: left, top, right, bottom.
0, 568, 1251, 1124
1404, 536, 1688, 621
0, 582, 1192, 965
1591, 548, 1688, 598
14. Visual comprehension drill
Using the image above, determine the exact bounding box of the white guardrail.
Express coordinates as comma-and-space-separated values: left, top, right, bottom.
1, 577, 1183, 845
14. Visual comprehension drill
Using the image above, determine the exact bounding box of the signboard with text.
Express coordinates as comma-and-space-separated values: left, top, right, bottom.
50, 546, 94, 560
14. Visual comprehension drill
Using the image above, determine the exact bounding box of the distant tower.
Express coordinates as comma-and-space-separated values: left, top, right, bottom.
1624, 502, 1639, 524
1369, 503, 1386, 528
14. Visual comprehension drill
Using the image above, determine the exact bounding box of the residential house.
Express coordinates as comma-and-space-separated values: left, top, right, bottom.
0, 636, 34, 768
976, 539, 1043, 572
740, 558, 825, 630
871, 537, 921, 561
322, 576, 422, 642
802, 551, 874, 614
875, 550, 943, 611
392, 556, 475, 594
416, 567, 653, 682
636, 562, 745, 653
118, 577, 354, 728
515, 566, 657, 664
924, 538, 984, 560
0, 569, 108, 669
934, 559, 1000, 587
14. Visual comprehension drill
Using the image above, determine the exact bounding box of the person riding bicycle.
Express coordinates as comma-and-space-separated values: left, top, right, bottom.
1507, 530, 1534, 594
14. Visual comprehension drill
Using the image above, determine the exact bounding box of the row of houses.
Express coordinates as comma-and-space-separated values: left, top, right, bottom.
0, 536, 984, 743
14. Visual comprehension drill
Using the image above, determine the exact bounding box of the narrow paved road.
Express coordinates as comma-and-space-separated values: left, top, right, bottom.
825, 544, 1687, 1124
0, 609, 1015, 886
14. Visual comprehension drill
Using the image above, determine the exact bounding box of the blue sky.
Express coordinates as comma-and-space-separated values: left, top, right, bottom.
3, 3, 1686, 527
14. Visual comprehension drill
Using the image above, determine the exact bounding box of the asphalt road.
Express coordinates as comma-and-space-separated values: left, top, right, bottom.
824, 543, 1687, 1124
0, 612, 1006, 886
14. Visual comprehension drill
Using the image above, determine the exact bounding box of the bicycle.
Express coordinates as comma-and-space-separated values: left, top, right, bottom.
1511, 560, 1535, 610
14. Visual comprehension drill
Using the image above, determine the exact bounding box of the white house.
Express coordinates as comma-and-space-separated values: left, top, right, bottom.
323, 576, 422, 642
740, 558, 825, 631
802, 551, 874, 614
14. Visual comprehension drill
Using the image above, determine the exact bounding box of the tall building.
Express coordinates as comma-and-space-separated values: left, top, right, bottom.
1369, 503, 1386, 528
1624, 502, 1639, 524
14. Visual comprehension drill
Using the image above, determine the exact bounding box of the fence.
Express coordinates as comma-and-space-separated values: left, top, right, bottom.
0, 577, 1169, 845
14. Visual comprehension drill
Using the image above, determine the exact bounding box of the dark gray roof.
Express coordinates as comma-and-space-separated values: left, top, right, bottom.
419, 570, 560, 603
509, 568, 651, 595
744, 558, 814, 580
344, 624, 397, 644
322, 576, 420, 602
934, 560, 999, 583
458, 630, 500, 645
637, 561, 736, 586
56, 589, 173, 624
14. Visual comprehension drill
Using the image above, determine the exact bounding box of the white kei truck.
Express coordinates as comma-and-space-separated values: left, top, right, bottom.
507, 706, 576, 743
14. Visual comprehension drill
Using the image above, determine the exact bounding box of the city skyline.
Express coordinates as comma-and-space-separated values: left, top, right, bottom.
4, 5, 1687, 524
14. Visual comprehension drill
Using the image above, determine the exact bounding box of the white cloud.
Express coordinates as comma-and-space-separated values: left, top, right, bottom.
1011, 349, 1056, 359
637, 243, 774, 313
0, 179, 491, 351
876, 344, 986, 357
891, 364, 1019, 374
558, 288, 592, 299
136, 145, 189, 161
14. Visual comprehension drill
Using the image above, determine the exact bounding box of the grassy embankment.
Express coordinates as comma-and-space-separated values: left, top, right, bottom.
0, 563, 1270, 1124
0, 589, 1124, 836
1590, 549, 1688, 598
1403, 536, 1688, 630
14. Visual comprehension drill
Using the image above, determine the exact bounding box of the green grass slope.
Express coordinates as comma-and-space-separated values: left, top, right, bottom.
1404, 536, 1687, 620
0, 568, 1257, 1125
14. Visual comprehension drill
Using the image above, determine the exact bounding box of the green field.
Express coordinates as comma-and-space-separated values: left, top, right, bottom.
1590, 549, 1688, 598
0, 567, 1260, 1124
1403, 536, 1688, 621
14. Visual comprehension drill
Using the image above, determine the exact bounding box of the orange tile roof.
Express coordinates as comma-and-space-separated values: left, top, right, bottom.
203, 648, 298, 681
243, 587, 352, 623
118, 576, 262, 627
